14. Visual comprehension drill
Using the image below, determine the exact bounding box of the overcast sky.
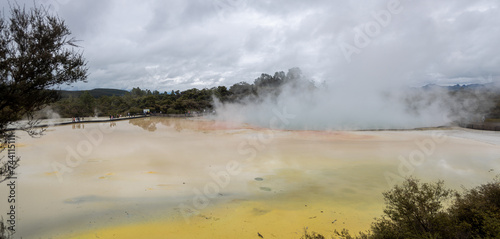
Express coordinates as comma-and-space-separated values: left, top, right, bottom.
2, 0, 499, 91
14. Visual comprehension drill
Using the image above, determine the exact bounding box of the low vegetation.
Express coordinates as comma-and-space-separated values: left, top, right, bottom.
0, 220, 12, 239
50, 67, 310, 118
52, 87, 226, 117
50, 67, 500, 121
301, 177, 500, 239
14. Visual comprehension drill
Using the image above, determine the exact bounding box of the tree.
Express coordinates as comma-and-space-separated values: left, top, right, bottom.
449, 180, 500, 238
0, 3, 87, 182
0, 3, 87, 134
213, 86, 231, 101
131, 87, 145, 97
0, 3, 87, 238
78, 91, 95, 116
229, 81, 254, 101
370, 178, 454, 239
328, 178, 500, 239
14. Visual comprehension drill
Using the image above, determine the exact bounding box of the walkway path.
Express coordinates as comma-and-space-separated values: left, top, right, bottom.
459, 122, 500, 131
13, 115, 149, 130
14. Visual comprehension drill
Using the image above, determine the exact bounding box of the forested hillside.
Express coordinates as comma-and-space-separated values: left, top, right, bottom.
58, 88, 129, 98
51, 68, 311, 117
50, 67, 500, 120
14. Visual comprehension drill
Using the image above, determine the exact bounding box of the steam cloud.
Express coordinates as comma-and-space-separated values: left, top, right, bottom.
214, 69, 498, 130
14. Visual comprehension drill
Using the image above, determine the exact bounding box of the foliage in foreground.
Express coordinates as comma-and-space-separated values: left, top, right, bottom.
0, 3, 87, 137
300, 228, 326, 239
0, 219, 12, 239
304, 177, 500, 239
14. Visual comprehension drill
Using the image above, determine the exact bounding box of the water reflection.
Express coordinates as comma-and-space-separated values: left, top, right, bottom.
71, 123, 85, 129
129, 117, 157, 132
128, 116, 249, 132
70, 122, 117, 129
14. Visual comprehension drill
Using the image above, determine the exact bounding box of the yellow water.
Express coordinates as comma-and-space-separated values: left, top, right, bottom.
2, 117, 499, 238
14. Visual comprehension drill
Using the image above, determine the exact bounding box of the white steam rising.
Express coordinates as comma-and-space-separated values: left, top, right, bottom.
214, 72, 497, 130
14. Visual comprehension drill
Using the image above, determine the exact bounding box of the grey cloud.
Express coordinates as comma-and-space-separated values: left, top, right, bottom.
0, 0, 499, 91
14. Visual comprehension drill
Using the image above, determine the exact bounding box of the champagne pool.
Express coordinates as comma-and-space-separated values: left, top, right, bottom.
2, 117, 499, 238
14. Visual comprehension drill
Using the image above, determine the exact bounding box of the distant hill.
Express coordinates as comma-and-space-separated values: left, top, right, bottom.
58, 88, 129, 98
422, 82, 500, 91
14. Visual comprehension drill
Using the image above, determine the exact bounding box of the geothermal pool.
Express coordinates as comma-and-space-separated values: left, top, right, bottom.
2, 117, 500, 238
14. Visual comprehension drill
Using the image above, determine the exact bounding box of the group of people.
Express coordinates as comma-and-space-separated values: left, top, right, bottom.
109, 113, 137, 120
71, 117, 84, 122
